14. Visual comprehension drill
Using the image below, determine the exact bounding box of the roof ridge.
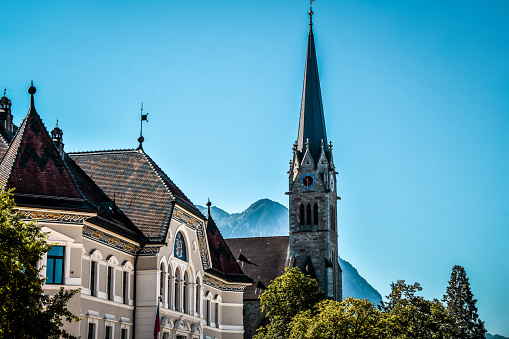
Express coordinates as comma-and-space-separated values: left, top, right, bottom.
68, 148, 137, 155
0, 112, 30, 188
136, 149, 175, 201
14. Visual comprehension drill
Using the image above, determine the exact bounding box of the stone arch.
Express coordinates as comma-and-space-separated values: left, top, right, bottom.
90, 249, 103, 261
107, 255, 119, 266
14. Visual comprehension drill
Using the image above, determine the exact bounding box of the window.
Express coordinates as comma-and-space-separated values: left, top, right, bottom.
121, 328, 128, 339
107, 266, 113, 301
88, 323, 95, 339
183, 272, 189, 314
215, 301, 219, 328
123, 271, 129, 305
105, 325, 112, 339
195, 278, 200, 314
174, 232, 187, 261
167, 271, 172, 308
306, 204, 312, 226
46, 246, 64, 284
159, 264, 165, 301
162, 333, 169, 339
90, 261, 97, 296
175, 268, 181, 312
206, 299, 211, 326
299, 204, 304, 226
313, 203, 318, 226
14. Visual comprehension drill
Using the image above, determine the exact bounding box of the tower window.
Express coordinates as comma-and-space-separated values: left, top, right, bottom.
306, 204, 312, 226
313, 203, 318, 226
299, 204, 305, 226
107, 266, 113, 301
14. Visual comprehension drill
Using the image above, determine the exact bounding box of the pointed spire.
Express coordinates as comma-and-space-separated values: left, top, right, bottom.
206, 198, 212, 218
297, 6, 328, 163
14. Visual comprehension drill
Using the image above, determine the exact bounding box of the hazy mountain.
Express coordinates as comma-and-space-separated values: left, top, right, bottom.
198, 198, 383, 304
197, 199, 288, 238
486, 334, 509, 339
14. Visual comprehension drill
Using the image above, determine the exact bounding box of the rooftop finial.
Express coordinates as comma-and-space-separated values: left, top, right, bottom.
309, 0, 315, 30
3, 88, 5, 96
206, 198, 212, 218
138, 102, 149, 149
28, 80, 37, 109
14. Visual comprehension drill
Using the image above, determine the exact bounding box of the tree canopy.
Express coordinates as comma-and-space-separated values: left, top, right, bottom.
443, 265, 486, 339
0, 189, 79, 339
254, 266, 325, 339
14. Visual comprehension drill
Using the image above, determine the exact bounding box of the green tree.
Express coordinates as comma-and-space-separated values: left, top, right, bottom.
443, 265, 486, 339
254, 267, 325, 339
289, 298, 387, 339
0, 189, 80, 339
382, 280, 458, 338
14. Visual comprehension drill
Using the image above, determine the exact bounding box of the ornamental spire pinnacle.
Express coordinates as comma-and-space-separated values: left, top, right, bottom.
296, 3, 328, 163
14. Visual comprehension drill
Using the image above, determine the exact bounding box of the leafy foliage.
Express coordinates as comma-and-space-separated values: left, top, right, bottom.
290, 298, 386, 339
382, 280, 458, 338
443, 265, 486, 339
0, 189, 80, 338
254, 267, 325, 339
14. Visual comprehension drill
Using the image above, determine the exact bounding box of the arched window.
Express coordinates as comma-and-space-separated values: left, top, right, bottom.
313, 203, 318, 226
196, 277, 201, 315
167, 264, 172, 308
306, 204, 312, 226
215, 300, 219, 328
206, 297, 211, 326
174, 232, 187, 261
299, 204, 305, 226
159, 263, 165, 301
183, 271, 189, 314
175, 268, 181, 312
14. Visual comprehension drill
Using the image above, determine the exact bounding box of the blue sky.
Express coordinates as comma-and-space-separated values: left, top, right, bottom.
3, 0, 509, 335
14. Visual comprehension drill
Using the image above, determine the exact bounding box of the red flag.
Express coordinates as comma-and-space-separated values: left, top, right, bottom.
153, 301, 160, 339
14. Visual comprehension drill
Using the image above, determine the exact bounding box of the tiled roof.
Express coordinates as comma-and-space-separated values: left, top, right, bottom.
0, 104, 95, 211
206, 215, 252, 283
69, 149, 201, 240
225, 236, 290, 300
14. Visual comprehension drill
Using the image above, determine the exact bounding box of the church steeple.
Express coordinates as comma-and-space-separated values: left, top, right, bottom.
296, 6, 328, 163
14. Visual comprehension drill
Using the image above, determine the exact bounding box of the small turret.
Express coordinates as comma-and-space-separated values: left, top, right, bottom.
0, 88, 14, 134
51, 120, 64, 157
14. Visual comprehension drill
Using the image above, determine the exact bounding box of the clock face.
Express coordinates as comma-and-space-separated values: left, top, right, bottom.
300, 172, 316, 189
330, 173, 335, 191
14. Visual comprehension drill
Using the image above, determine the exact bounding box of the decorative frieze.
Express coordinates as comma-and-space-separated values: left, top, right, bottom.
83, 225, 141, 255
172, 207, 210, 269
203, 274, 247, 292
23, 211, 87, 224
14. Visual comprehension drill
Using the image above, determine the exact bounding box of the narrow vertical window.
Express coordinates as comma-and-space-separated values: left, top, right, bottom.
313, 203, 319, 226
174, 270, 180, 312
90, 261, 97, 297
215, 302, 219, 328
306, 204, 312, 226
206, 299, 211, 326
88, 323, 95, 339
107, 266, 113, 301
46, 246, 64, 284
105, 326, 112, 339
123, 271, 128, 305
159, 264, 164, 301
167, 273, 172, 307
299, 204, 305, 226
196, 278, 200, 315
121, 328, 128, 339
183, 279, 188, 314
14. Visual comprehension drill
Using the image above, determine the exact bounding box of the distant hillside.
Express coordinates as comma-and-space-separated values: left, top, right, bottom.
199, 199, 383, 304
486, 334, 509, 339
197, 199, 288, 238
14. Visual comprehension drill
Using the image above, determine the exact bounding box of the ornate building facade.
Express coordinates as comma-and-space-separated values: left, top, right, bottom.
0, 84, 251, 339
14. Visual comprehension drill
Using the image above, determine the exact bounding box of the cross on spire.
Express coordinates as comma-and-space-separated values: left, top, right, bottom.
309, 0, 315, 29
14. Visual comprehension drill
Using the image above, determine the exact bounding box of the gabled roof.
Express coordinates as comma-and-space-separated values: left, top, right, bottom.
297, 26, 328, 163
225, 236, 290, 300
205, 212, 252, 283
69, 148, 203, 240
0, 88, 95, 211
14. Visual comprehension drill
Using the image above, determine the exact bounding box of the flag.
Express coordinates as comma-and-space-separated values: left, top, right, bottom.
153, 300, 160, 339
142, 113, 148, 121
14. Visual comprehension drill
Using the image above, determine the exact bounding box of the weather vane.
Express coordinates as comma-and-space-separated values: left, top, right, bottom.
138, 102, 149, 148
309, 0, 315, 28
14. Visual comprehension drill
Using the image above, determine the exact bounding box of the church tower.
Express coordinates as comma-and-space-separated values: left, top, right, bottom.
288, 7, 342, 300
